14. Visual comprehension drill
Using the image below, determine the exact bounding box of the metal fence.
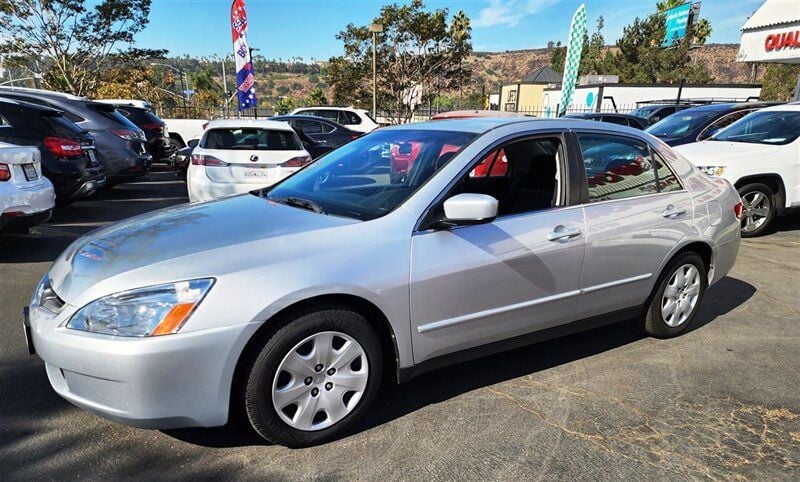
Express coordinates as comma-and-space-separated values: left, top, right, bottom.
155, 105, 276, 120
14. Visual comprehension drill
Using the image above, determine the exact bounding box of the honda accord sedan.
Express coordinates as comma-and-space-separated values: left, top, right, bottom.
25, 118, 741, 447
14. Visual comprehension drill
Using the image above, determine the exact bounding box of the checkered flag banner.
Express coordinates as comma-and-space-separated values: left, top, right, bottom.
559, 4, 587, 116
231, 0, 257, 111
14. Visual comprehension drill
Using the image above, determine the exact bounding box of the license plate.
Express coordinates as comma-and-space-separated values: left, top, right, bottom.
87, 150, 99, 166
23, 307, 35, 355
243, 169, 270, 178
22, 164, 38, 181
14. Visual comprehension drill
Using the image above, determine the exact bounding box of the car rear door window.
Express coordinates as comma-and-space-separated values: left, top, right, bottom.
342, 111, 361, 125
578, 133, 658, 202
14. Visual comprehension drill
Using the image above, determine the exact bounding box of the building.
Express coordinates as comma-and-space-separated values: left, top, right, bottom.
498, 66, 561, 112
737, 0, 800, 99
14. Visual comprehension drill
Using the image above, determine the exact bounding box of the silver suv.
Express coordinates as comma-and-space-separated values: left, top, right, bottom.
26, 118, 741, 447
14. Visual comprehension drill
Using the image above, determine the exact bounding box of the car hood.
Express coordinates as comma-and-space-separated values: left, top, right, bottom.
49, 194, 359, 305
674, 140, 781, 165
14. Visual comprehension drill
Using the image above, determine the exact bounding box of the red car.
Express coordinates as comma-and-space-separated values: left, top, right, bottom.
390, 141, 461, 182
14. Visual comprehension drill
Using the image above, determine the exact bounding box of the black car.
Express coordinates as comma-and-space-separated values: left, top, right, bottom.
0, 87, 152, 186
645, 102, 777, 147
0, 97, 106, 203
271, 115, 361, 148
109, 104, 176, 162
170, 139, 197, 179
629, 104, 694, 125
563, 112, 649, 130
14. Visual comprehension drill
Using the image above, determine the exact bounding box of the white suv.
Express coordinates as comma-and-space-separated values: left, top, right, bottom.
675, 104, 800, 237
289, 107, 378, 133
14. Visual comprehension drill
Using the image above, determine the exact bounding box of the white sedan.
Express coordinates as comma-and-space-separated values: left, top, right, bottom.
0, 142, 55, 234
187, 119, 312, 202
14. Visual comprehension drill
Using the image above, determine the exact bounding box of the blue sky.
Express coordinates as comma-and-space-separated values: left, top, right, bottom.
136, 0, 763, 59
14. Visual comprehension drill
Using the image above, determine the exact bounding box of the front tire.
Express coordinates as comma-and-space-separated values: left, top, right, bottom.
643, 252, 707, 338
738, 183, 776, 238
243, 308, 383, 447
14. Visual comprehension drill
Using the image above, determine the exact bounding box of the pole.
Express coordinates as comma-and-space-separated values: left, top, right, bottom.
222, 58, 229, 117
676, 77, 685, 105
372, 31, 377, 120
180, 70, 187, 112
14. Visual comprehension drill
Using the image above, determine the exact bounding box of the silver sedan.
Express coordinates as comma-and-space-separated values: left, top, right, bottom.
25, 118, 742, 447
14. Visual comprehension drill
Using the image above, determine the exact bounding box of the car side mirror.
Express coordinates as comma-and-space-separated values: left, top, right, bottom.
429, 193, 498, 229
188, 139, 199, 148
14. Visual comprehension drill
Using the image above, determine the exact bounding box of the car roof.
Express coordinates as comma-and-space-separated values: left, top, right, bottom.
294, 106, 365, 112
755, 103, 799, 113
0, 86, 85, 100
0, 96, 64, 114
382, 117, 644, 135
206, 118, 294, 131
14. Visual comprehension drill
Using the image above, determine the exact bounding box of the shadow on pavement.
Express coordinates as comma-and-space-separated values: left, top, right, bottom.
165, 276, 756, 449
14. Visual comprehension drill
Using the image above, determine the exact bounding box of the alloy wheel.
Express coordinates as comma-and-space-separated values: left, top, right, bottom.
661, 264, 701, 327
271, 331, 369, 431
741, 191, 771, 234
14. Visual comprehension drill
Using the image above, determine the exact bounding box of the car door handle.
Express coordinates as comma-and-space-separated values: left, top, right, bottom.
662, 205, 687, 218
547, 226, 582, 242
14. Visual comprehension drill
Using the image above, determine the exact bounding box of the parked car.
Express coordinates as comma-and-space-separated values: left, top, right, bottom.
187, 119, 312, 202
271, 115, 361, 148
674, 104, 800, 237
0, 97, 105, 204
26, 118, 741, 448
0, 142, 55, 233
290, 127, 335, 160
645, 102, 776, 147
171, 139, 198, 179
431, 110, 530, 120
0, 87, 151, 186
288, 106, 379, 133
104, 103, 176, 162
160, 118, 209, 149
563, 112, 649, 130
630, 104, 694, 124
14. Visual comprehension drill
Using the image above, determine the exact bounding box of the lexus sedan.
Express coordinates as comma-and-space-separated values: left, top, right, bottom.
26, 118, 741, 447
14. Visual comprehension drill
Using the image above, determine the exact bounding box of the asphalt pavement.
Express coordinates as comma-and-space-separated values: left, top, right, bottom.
1, 166, 799, 479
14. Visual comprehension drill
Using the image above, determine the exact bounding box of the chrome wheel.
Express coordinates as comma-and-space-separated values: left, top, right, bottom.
741, 191, 771, 234
271, 331, 368, 432
661, 264, 701, 327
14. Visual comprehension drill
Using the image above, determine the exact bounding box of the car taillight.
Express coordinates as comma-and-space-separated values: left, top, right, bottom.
141, 122, 164, 132
191, 154, 230, 167
44, 136, 83, 158
0, 163, 10, 181
280, 155, 312, 168
108, 128, 144, 141
734, 201, 744, 220
351, 134, 361, 140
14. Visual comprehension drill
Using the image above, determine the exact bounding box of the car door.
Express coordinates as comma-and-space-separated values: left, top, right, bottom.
409, 133, 587, 363
574, 131, 693, 319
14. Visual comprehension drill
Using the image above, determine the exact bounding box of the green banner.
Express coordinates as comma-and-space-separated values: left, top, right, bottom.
559, 4, 587, 116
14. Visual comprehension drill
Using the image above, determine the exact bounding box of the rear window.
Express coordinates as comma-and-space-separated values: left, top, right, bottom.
86, 103, 140, 130
42, 113, 84, 136
203, 128, 301, 150
117, 107, 163, 127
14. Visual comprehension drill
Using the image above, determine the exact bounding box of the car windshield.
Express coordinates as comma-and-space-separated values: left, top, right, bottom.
645, 110, 720, 137
203, 128, 301, 150
630, 106, 660, 118
712, 111, 800, 145
262, 129, 477, 221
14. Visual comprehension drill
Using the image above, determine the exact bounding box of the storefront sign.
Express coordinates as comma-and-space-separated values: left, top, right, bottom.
765, 31, 800, 51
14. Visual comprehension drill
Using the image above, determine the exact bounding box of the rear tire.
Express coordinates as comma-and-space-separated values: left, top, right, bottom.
738, 183, 776, 238
243, 307, 383, 447
643, 252, 707, 338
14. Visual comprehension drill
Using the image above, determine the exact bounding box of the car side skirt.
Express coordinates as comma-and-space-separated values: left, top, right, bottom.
398, 305, 643, 383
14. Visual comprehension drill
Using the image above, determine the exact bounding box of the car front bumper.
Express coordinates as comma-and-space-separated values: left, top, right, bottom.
28, 304, 259, 429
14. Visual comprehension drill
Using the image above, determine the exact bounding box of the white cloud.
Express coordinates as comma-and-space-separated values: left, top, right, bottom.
473, 0, 562, 28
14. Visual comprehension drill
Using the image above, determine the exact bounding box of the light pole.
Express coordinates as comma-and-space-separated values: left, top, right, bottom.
369, 23, 383, 120
150, 62, 188, 111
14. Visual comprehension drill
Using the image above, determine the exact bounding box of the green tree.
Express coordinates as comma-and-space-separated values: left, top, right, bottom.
760, 64, 800, 101
549, 41, 566, 73
0, 0, 162, 96
327, 0, 473, 123
273, 97, 297, 114
307, 87, 328, 106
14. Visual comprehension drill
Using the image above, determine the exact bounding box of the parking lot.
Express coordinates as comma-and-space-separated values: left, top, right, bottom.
1, 165, 799, 479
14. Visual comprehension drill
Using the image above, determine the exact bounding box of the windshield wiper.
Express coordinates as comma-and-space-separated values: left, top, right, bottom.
271, 196, 326, 215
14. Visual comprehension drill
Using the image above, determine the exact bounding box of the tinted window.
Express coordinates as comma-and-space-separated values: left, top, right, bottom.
42, 113, 84, 137
646, 109, 720, 138
264, 129, 476, 220
600, 116, 629, 126
342, 111, 361, 125
204, 128, 301, 150
86, 103, 138, 129
311, 110, 340, 122
652, 150, 683, 193
713, 111, 800, 145
578, 133, 658, 202
117, 107, 163, 127
294, 119, 333, 134
0, 105, 41, 135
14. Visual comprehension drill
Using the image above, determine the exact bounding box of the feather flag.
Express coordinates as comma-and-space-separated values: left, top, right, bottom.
231, 0, 257, 111
559, 4, 587, 116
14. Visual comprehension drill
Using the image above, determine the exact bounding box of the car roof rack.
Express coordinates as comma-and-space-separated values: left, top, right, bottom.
635, 97, 762, 107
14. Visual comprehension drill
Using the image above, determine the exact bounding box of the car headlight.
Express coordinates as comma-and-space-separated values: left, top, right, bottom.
698, 166, 726, 177
66, 278, 215, 337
